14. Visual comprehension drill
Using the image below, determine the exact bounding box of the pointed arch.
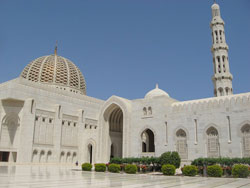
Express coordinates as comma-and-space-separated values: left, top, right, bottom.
138, 126, 156, 155
72, 152, 77, 163
32, 149, 39, 163
98, 96, 131, 162
60, 151, 65, 163
66, 152, 71, 163
239, 121, 250, 157
39, 150, 45, 163
175, 128, 188, 160
205, 125, 220, 158
47, 151, 52, 163
0, 113, 20, 148
86, 138, 96, 164
141, 128, 155, 152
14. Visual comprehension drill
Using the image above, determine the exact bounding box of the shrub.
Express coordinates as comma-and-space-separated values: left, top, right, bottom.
82, 163, 92, 171
171, 152, 181, 168
207, 165, 223, 177
182, 165, 198, 176
94, 163, 106, 172
232, 164, 249, 178
161, 164, 176, 176
159, 152, 181, 168
108, 164, 121, 173
125, 164, 137, 174
109, 156, 161, 166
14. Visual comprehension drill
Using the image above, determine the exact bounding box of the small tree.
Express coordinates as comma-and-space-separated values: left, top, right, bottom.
159, 151, 181, 168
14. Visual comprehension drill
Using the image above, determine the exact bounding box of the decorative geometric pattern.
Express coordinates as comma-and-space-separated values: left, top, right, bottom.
20, 55, 86, 95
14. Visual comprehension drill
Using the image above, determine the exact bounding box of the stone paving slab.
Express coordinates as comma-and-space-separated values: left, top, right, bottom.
0, 165, 250, 188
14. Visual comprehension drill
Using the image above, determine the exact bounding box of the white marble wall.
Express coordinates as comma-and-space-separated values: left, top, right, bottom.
0, 78, 249, 164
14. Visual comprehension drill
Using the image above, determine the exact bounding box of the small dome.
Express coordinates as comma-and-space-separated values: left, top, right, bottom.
145, 84, 170, 99
20, 54, 86, 95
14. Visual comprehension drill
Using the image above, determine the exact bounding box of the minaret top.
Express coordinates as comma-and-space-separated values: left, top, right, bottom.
211, 1, 221, 17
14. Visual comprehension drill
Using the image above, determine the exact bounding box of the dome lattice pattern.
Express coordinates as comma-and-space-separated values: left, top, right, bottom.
20, 55, 86, 95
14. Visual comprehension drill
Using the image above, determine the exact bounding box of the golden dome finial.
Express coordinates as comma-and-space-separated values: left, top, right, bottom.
54, 41, 58, 55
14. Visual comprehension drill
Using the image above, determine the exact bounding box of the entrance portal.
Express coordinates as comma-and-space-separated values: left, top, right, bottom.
108, 106, 123, 159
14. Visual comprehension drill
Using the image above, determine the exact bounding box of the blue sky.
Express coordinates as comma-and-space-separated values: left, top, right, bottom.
0, 0, 249, 101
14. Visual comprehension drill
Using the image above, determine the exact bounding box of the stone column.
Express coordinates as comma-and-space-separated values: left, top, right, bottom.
17, 98, 36, 163
77, 109, 84, 164
53, 104, 62, 163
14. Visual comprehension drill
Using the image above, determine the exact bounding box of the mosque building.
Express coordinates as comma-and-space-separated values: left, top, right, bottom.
0, 2, 249, 164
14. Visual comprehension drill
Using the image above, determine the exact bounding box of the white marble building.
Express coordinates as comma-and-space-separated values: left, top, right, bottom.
0, 2, 249, 164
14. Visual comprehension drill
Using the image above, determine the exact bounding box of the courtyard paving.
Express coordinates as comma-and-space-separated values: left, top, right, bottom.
0, 164, 250, 188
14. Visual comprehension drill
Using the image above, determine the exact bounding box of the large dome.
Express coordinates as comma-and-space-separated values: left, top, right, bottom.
20, 54, 86, 95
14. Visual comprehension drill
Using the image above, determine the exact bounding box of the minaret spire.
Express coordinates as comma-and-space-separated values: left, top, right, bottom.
210, 2, 233, 97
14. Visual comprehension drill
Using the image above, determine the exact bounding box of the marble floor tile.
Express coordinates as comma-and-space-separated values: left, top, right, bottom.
0, 165, 249, 188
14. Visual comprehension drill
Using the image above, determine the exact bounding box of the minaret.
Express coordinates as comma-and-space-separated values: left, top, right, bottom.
210, 2, 233, 97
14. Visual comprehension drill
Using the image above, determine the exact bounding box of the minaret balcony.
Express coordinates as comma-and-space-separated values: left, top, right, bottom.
212, 73, 233, 81
211, 44, 228, 51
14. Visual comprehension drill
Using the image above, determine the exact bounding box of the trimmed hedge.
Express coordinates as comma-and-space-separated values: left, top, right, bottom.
161, 164, 176, 176
82, 163, 92, 171
110, 156, 160, 165
232, 164, 249, 178
159, 152, 181, 168
207, 165, 223, 177
94, 163, 106, 172
125, 164, 137, 174
108, 164, 121, 173
182, 165, 198, 176
191, 157, 250, 167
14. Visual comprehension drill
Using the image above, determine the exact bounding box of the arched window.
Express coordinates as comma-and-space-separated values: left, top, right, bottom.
219, 30, 223, 43
241, 124, 250, 157
217, 56, 221, 73
60, 152, 65, 163
143, 107, 147, 116
176, 129, 188, 160
218, 87, 223, 96
47, 151, 52, 163
40, 150, 45, 163
88, 144, 93, 164
141, 129, 155, 152
148, 107, 152, 115
66, 152, 71, 163
215, 30, 218, 43
72, 152, 77, 163
32, 150, 38, 163
206, 127, 220, 158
